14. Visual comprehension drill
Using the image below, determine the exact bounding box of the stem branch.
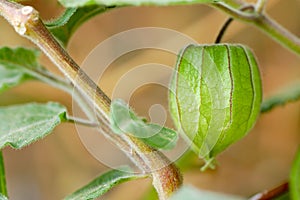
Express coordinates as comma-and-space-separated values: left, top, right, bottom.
67, 116, 99, 127
0, 1, 182, 199
23, 65, 97, 121
211, 1, 300, 56
215, 5, 254, 43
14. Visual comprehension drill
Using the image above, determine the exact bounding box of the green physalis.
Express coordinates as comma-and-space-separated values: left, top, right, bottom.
169, 44, 262, 169
110, 99, 178, 150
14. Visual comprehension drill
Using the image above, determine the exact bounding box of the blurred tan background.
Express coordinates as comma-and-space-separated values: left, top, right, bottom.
1, 0, 300, 199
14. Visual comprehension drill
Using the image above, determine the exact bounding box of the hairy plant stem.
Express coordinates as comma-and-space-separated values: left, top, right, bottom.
19, 63, 98, 121
66, 116, 99, 127
212, 1, 300, 56
0, 1, 182, 199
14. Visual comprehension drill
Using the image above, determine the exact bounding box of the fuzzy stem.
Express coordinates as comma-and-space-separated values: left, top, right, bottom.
12, 63, 95, 120
66, 116, 99, 127
0, 1, 182, 199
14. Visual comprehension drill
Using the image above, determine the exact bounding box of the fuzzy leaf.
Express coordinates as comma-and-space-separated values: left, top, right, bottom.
169, 44, 262, 169
59, 0, 218, 7
0, 102, 67, 149
290, 149, 300, 200
261, 82, 300, 113
110, 99, 178, 150
46, 8, 77, 28
171, 186, 246, 200
48, 6, 114, 46
64, 166, 145, 200
0, 64, 31, 94
0, 47, 45, 94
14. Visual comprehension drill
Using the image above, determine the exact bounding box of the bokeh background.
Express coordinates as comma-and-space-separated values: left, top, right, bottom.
1, 0, 300, 199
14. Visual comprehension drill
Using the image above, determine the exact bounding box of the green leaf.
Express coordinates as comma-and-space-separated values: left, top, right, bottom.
0, 46, 76, 98
0, 102, 67, 149
47, 6, 114, 46
261, 82, 300, 113
0, 47, 44, 94
0, 152, 7, 197
59, 0, 218, 7
110, 99, 178, 150
64, 166, 145, 200
170, 186, 246, 200
0, 64, 31, 94
169, 44, 262, 169
0, 47, 44, 71
290, 149, 300, 200
46, 8, 77, 28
